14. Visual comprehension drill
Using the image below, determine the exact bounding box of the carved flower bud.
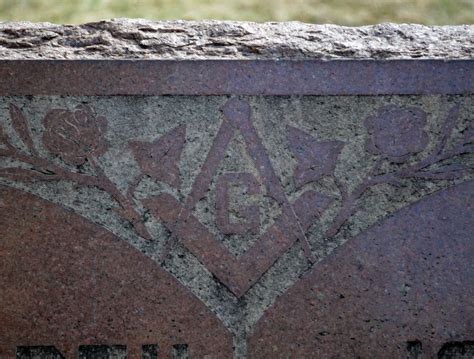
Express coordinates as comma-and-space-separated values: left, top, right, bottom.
42, 105, 108, 166
364, 105, 429, 162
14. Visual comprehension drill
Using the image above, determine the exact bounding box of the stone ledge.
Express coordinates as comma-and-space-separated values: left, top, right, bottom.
0, 19, 473, 59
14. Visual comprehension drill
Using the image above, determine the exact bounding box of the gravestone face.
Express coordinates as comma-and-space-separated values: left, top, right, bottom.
0, 21, 473, 359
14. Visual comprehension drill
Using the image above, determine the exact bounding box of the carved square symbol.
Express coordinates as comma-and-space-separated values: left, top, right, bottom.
142, 99, 335, 297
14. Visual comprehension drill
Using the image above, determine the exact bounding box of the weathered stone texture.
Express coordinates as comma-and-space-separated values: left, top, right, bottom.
0, 20, 472, 59
0, 186, 233, 358
0, 94, 472, 357
249, 182, 474, 358
0, 19, 472, 359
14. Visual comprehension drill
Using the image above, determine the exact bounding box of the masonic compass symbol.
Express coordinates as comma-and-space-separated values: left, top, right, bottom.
142, 98, 336, 297
0, 97, 470, 299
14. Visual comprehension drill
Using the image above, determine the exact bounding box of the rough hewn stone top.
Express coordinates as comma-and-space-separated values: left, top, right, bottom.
0, 19, 472, 59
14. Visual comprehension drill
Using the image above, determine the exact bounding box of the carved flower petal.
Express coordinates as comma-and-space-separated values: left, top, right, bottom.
130, 125, 186, 188
364, 105, 429, 162
288, 126, 344, 188
42, 106, 109, 166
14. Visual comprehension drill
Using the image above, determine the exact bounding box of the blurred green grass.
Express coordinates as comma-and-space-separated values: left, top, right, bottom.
0, 0, 473, 25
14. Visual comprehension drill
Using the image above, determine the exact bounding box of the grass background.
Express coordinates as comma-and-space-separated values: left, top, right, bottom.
0, 0, 473, 25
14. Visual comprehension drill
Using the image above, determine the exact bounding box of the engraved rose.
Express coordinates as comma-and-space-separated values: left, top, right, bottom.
42, 104, 108, 165
364, 105, 429, 162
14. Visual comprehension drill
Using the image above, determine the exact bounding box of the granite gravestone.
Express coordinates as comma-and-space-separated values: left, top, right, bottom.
0, 21, 473, 359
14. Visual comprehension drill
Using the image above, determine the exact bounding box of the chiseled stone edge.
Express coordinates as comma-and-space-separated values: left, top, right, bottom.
0, 19, 472, 59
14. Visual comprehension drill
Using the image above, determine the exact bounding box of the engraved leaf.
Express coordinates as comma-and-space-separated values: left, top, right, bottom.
9, 103, 37, 155
0, 126, 7, 144
293, 190, 334, 231
0, 127, 11, 153
462, 121, 473, 145
129, 125, 186, 188
411, 163, 473, 180
0, 168, 57, 183
437, 105, 460, 153
288, 126, 344, 188
410, 171, 471, 180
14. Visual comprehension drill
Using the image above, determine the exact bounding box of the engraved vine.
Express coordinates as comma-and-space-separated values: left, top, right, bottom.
0, 100, 472, 295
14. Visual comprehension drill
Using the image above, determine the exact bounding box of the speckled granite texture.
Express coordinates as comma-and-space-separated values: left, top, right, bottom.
0, 20, 473, 359
0, 19, 472, 59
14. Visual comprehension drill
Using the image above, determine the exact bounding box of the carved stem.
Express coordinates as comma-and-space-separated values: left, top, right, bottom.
6, 150, 152, 240
325, 146, 470, 239
88, 157, 152, 240
325, 106, 469, 239
399, 143, 471, 177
